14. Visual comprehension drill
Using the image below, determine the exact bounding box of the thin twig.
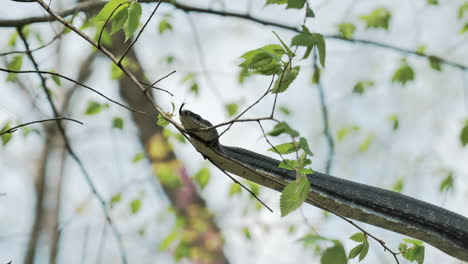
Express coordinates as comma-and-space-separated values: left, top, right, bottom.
142, 70, 176, 94
0, 27, 66, 57
0, 117, 82, 136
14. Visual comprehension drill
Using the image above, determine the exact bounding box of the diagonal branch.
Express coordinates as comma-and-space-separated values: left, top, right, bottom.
0, 117, 82, 136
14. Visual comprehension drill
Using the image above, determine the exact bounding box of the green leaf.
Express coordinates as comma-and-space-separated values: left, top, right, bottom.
291, 29, 326, 65
194, 167, 210, 189
416, 45, 427, 55
0, 122, 13, 146
130, 199, 142, 214
247, 182, 260, 196
306, 4, 315, 17
157, 113, 170, 127
359, 133, 375, 152
349, 233, 366, 243
112, 117, 124, 130
124, 1, 142, 41
337, 23, 356, 39
358, 242, 369, 261
360, 7, 391, 30
268, 122, 299, 137
242, 227, 252, 240
50, 70, 61, 86
109, 193, 122, 208
94, 0, 128, 21
268, 142, 297, 154
298, 137, 313, 156
239, 44, 285, 75
312, 67, 321, 84
132, 152, 145, 163
159, 229, 179, 251
279, 106, 291, 115
8, 31, 18, 47
279, 159, 299, 171
297, 234, 329, 247
280, 175, 310, 217
459, 2, 468, 19
402, 241, 425, 264
321, 240, 348, 264
83, 101, 108, 115
428, 56, 442, 71
273, 31, 294, 58
403, 239, 424, 246
271, 66, 300, 93
439, 173, 454, 193
336, 125, 359, 141
6, 55, 23, 82
388, 114, 399, 130
225, 103, 238, 117
392, 58, 414, 85
110, 62, 124, 80
110, 7, 128, 35
266, 0, 287, 5
352, 80, 374, 94
392, 178, 404, 192
427, 0, 438, 5
229, 183, 242, 196
159, 19, 173, 34
460, 22, 468, 34
460, 120, 468, 146
287, 0, 306, 9
190, 82, 199, 95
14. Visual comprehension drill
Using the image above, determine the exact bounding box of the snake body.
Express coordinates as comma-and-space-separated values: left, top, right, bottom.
179, 108, 468, 262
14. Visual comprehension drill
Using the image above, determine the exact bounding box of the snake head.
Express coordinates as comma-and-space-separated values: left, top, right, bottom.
179, 104, 220, 144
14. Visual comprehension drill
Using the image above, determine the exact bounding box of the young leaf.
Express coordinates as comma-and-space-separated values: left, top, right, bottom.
291, 29, 326, 65
428, 56, 442, 71
359, 133, 375, 152
460, 120, 468, 146
297, 234, 329, 247
392, 58, 414, 85
94, 0, 128, 21
349, 233, 366, 243
159, 229, 179, 251
229, 183, 242, 196
392, 178, 404, 192
439, 173, 454, 193
306, 4, 315, 17
388, 114, 399, 130
459, 2, 468, 19
337, 23, 356, 39
132, 152, 145, 163
0, 122, 13, 146
279, 106, 291, 115
157, 113, 170, 127
130, 199, 142, 214
271, 66, 300, 93
49, 70, 62, 86
460, 22, 468, 34
109, 193, 122, 208
6, 55, 23, 82
280, 175, 310, 217
298, 137, 313, 156
273, 31, 294, 58
336, 125, 359, 141
110, 7, 129, 35
402, 241, 425, 264
267, 122, 299, 137
321, 240, 348, 264
268, 142, 297, 154
124, 1, 142, 41
279, 159, 299, 170
360, 7, 391, 30
83, 101, 108, 115
242, 227, 252, 240
225, 103, 238, 117
194, 167, 210, 189
266, 0, 287, 5
352, 80, 374, 94
112, 117, 124, 130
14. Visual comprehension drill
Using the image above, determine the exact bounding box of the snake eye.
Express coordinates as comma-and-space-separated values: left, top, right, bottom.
194, 115, 201, 120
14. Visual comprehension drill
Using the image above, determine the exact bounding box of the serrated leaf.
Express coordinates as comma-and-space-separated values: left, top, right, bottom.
360, 7, 391, 30
287, 0, 306, 9
6, 55, 23, 82
291, 30, 326, 65
359, 133, 375, 152
194, 167, 210, 189
124, 2, 142, 41
269, 142, 297, 154
279, 159, 298, 170
268, 122, 299, 137
349, 233, 366, 243
272, 66, 300, 93
132, 152, 145, 163
348, 243, 364, 260
280, 175, 310, 217
338, 23, 356, 39
392, 59, 414, 85
439, 173, 454, 193
225, 103, 238, 117
402, 241, 425, 264
110, 7, 128, 35
130, 199, 141, 214
239, 44, 285, 76
321, 240, 348, 264
298, 137, 313, 156
460, 120, 468, 146
1, 122, 13, 146
229, 183, 242, 196
352, 80, 374, 94
157, 114, 170, 127
112, 117, 124, 130
94, 0, 128, 21
428, 56, 442, 71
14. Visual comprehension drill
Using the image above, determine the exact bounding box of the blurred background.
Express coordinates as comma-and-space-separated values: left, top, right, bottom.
1, 0, 468, 263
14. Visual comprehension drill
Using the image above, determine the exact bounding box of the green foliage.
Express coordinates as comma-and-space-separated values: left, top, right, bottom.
312, 67, 321, 84
460, 120, 468, 146
360, 7, 391, 30
352, 80, 374, 94
265, 0, 287, 5
109, 193, 122, 208
459, 2, 468, 19
439, 173, 454, 193
291, 26, 326, 66
392, 178, 404, 192
298, 137, 313, 156
157, 113, 170, 127
194, 167, 210, 189
337, 23, 356, 39
269, 142, 297, 154
225, 103, 239, 117
83, 101, 109, 115
428, 56, 442, 71
271, 65, 300, 93
280, 175, 310, 216
306, 4, 315, 17
159, 229, 179, 251
181, 73, 200, 95
401, 239, 425, 264
6, 55, 23, 82
460, 22, 468, 34
49, 70, 61, 86
273, 31, 294, 58
416, 45, 427, 55
229, 183, 242, 196
0, 122, 12, 146
123, 2, 142, 41
239, 44, 285, 75
242, 227, 252, 240
359, 133, 375, 152
298, 234, 329, 246
388, 114, 399, 130
348, 233, 368, 262
94, 0, 128, 21
336, 125, 359, 141
159, 14, 173, 34
247, 181, 260, 196
8, 31, 18, 47
267, 122, 299, 137
349, 233, 366, 243
392, 58, 414, 85
132, 152, 145, 163
130, 198, 142, 214
110, 7, 129, 35
279, 106, 291, 115
427, 0, 438, 5
112, 117, 124, 130
287, 0, 306, 9
321, 240, 348, 264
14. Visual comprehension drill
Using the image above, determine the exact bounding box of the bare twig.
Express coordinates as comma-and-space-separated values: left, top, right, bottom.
0, 27, 66, 57
142, 70, 176, 94
0, 117, 82, 136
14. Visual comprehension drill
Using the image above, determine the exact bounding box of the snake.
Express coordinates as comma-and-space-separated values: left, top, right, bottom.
178, 107, 468, 262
